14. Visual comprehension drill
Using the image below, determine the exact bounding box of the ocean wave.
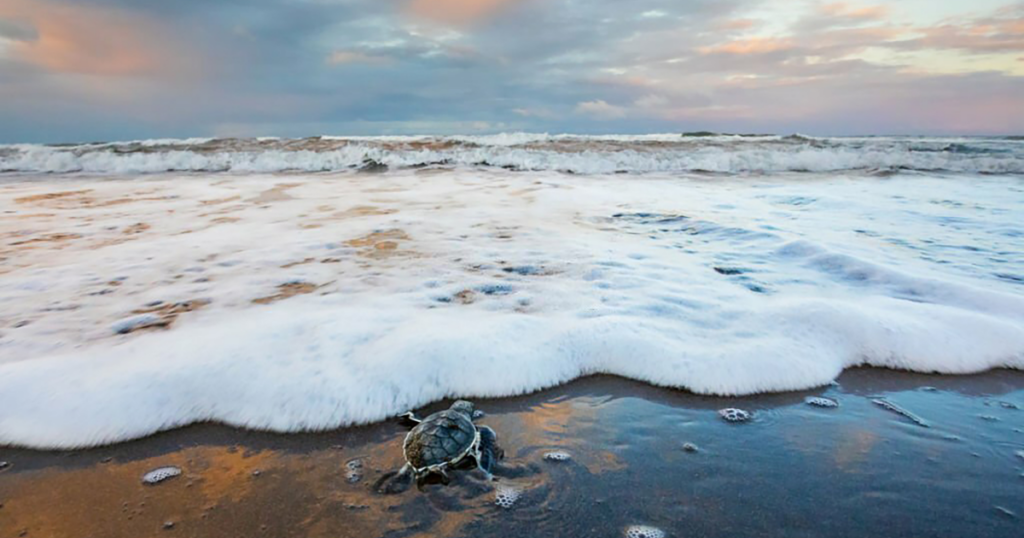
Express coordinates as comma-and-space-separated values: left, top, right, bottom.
0, 157, 1021, 448
2, 134, 1022, 175
1, 281, 1021, 449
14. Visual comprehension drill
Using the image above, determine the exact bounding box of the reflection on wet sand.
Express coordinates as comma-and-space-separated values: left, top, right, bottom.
1, 370, 1022, 537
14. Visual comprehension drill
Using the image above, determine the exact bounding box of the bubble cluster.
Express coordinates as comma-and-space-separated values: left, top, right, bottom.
345, 459, 364, 483
142, 466, 182, 485
718, 408, 751, 423
805, 397, 839, 408
543, 451, 572, 462
625, 525, 666, 538
495, 484, 521, 509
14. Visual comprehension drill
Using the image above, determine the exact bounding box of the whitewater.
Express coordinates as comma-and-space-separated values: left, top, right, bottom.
0, 134, 1022, 448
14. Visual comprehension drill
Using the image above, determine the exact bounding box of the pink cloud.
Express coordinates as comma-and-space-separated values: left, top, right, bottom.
819, 2, 890, 21
717, 19, 758, 31
699, 37, 796, 56
406, 0, 525, 25
326, 51, 392, 65
0, 0, 195, 77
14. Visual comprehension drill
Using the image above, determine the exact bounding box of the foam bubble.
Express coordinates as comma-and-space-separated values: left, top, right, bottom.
494, 484, 521, 509
625, 525, 666, 538
804, 397, 839, 408
142, 466, 181, 485
543, 451, 572, 461
718, 408, 752, 423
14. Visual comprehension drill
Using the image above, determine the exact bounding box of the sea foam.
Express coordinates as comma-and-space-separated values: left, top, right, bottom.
0, 167, 1021, 448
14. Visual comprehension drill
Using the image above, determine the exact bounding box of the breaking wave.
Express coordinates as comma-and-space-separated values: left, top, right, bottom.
2, 134, 1023, 175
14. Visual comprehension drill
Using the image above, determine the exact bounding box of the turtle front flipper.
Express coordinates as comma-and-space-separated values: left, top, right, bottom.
375, 464, 414, 494
399, 411, 422, 426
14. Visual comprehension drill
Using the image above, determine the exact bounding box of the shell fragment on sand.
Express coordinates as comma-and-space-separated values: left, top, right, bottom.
142, 466, 182, 485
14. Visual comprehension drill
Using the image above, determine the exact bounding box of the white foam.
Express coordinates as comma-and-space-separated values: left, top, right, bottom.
804, 397, 839, 408
0, 168, 1021, 448
625, 525, 666, 538
494, 484, 521, 508
718, 408, 752, 423
1, 135, 1022, 174
543, 451, 572, 461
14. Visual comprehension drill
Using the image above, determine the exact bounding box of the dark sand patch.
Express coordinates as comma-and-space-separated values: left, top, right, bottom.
281, 258, 316, 269
117, 300, 213, 334
2, 369, 1022, 538
345, 229, 412, 260
251, 183, 302, 204
252, 282, 323, 305
9, 233, 83, 247
14, 190, 93, 205
122, 223, 150, 235
333, 206, 399, 218
199, 196, 242, 206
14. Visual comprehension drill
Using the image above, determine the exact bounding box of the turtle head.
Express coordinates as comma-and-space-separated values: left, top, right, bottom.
449, 400, 476, 418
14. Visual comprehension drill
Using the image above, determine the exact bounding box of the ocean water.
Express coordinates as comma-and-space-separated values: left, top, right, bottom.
0, 134, 1022, 448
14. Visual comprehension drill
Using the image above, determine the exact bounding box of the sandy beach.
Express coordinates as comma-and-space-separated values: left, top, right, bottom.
1, 369, 1022, 538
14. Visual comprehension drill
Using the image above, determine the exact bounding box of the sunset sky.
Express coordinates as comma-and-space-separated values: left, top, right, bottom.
1, 0, 1022, 142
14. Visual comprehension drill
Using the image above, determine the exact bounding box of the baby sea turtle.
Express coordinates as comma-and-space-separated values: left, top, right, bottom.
377, 400, 503, 493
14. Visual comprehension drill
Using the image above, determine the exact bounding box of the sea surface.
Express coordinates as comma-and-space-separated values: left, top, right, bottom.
0, 134, 1022, 449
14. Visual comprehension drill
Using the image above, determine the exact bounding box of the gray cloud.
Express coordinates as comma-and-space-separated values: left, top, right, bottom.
0, 0, 1021, 142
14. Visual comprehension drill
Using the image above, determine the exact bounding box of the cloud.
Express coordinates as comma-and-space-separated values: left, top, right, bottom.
327, 50, 392, 65
700, 37, 796, 55
512, 107, 556, 118
633, 94, 669, 109
575, 99, 627, 119
0, 0, 194, 77
819, 2, 889, 21
2, 0, 1024, 142
406, 0, 524, 25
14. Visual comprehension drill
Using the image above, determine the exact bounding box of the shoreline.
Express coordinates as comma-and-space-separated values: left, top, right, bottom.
2, 368, 1022, 537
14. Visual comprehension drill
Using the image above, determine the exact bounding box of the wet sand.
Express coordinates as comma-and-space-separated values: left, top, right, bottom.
1, 368, 1022, 538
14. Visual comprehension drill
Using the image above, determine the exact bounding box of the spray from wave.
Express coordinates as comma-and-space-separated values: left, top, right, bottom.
2, 133, 1023, 175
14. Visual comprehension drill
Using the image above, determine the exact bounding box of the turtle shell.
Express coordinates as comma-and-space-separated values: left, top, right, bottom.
403, 410, 477, 471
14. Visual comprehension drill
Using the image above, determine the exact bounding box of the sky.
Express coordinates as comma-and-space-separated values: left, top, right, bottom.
0, 0, 1022, 142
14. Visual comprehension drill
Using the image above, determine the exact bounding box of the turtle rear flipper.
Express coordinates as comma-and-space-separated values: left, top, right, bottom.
476, 426, 503, 480
375, 465, 414, 494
